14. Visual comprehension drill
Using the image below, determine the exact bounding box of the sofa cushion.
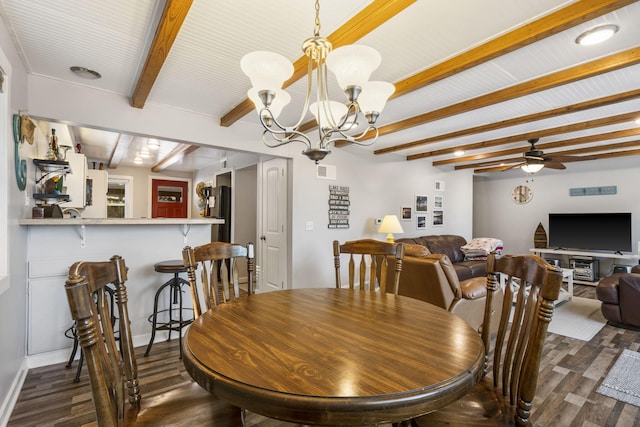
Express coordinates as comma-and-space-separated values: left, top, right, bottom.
459, 277, 486, 300
403, 243, 431, 258
596, 274, 624, 305
412, 235, 467, 263
455, 260, 487, 281
619, 275, 640, 327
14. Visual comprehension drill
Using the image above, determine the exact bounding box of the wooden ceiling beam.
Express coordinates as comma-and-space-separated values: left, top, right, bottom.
131, 0, 193, 108
392, 0, 637, 100
373, 89, 640, 155
411, 111, 639, 162
455, 129, 640, 170
337, 0, 638, 149
219, 0, 416, 128
371, 47, 640, 146
108, 134, 134, 169
152, 144, 199, 172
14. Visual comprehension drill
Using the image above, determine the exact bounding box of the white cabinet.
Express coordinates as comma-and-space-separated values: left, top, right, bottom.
27, 258, 74, 355
83, 169, 108, 218
59, 152, 87, 209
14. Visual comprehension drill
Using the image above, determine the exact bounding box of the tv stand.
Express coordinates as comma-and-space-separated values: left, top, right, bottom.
530, 248, 640, 285
530, 248, 640, 261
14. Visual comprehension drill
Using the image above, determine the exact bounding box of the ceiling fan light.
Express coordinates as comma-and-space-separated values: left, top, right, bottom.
575, 24, 619, 46
326, 45, 381, 91
521, 163, 544, 174
241, 51, 293, 92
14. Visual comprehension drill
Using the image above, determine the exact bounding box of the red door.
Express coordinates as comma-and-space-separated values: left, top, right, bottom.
151, 179, 189, 218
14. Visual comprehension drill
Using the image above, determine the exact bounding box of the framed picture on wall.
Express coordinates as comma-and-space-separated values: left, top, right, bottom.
415, 195, 428, 212
435, 180, 445, 191
434, 195, 443, 209
433, 210, 444, 226
401, 206, 412, 220
417, 214, 427, 230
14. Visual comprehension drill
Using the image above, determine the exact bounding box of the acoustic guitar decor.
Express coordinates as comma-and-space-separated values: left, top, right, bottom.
534, 222, 547, 248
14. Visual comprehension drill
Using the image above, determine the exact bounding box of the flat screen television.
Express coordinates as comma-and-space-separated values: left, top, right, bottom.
548, 213, 632, 253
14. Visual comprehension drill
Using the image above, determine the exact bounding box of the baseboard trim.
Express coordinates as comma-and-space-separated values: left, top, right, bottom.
25, 332, 166, 368
0, 358, 28, 427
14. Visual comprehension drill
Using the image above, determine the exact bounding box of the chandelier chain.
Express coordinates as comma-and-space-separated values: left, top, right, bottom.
314, 0, 321, 37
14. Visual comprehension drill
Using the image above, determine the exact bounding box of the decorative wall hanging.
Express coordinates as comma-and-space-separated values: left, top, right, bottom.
328, 185, 349, 229
534, 222, 548, 248
13, 113, 34, 191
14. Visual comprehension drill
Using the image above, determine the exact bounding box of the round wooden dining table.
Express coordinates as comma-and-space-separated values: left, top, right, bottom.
182, 288, 485, 426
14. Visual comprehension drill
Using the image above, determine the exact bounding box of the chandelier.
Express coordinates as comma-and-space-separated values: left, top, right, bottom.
241, 0, 394, 163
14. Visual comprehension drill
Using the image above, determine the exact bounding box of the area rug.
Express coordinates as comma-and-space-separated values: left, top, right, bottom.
547, 297, 606, 341
597, 349, 640, 407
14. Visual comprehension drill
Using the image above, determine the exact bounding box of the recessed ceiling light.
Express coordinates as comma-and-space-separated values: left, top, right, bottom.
70, 66, 102, 79
575, 24, 619, 46
454, 150, 465, 156
635, 117, 640, 125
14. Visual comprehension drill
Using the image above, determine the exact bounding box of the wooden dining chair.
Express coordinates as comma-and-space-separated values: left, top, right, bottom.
182, 241, 255, 318
64, 255, 242, 427
333, 239, 405, 294
408, 252, 563, 427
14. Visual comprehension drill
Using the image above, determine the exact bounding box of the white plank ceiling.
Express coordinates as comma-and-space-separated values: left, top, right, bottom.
0, 0, 638, 174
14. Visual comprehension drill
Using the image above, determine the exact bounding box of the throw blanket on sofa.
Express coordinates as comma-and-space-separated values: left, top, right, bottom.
461, 237, 503, 260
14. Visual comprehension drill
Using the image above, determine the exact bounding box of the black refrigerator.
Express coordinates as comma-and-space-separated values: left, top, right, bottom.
210, 185, 231, 242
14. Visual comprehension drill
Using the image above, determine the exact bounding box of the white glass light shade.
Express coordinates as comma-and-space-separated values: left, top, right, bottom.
326, 45, 381, 90
241, 51, 294, 92
575, 24, 619, 46
247, 88, 291, 119
521, 163, 544, 174
358, 81, 395, 114
378, 214, 404, 243
309, 101, 349, 129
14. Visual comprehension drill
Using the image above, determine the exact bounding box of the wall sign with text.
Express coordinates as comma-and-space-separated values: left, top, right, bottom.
328, 185, 350, 229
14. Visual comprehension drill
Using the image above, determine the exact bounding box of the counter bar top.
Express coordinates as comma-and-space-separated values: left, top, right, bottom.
19, 218, 224, 226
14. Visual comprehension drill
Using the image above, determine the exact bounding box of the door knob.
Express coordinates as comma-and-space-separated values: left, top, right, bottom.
260, 235, 266, 241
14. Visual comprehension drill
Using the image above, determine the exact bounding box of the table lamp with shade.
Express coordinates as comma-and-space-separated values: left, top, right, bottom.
378, 215, 404, 243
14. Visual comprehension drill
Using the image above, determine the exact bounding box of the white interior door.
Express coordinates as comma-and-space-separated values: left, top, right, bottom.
259, 157, 287, 292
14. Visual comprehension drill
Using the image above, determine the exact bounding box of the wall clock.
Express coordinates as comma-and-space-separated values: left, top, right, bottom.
512, 185, 533, 204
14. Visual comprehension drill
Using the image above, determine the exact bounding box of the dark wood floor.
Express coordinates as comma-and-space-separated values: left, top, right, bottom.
7, 285, 640, 427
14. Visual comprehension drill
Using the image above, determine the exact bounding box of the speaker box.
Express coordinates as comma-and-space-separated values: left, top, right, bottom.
613, 265, 632, 274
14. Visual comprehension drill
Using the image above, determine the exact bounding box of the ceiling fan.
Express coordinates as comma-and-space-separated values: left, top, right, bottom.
481, 139, 597, 173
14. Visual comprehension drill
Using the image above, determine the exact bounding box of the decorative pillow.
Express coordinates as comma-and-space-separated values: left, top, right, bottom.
460, 237, 503, 259
402, 243, 431, 257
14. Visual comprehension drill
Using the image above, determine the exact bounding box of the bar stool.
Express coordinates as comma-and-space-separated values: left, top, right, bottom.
144, 260, 193, 358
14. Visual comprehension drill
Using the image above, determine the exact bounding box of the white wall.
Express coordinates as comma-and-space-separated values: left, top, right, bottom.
0, 15, 29, 424
473, 156, 640, 273
290, 148, 474, 288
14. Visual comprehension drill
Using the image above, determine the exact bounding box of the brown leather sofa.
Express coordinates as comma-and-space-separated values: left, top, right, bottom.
386, 251, 502, 332
396, 235, 487, 281
596, 265, 640, 329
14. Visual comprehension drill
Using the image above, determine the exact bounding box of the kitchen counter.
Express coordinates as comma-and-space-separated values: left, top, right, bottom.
20, 217, 224, 225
